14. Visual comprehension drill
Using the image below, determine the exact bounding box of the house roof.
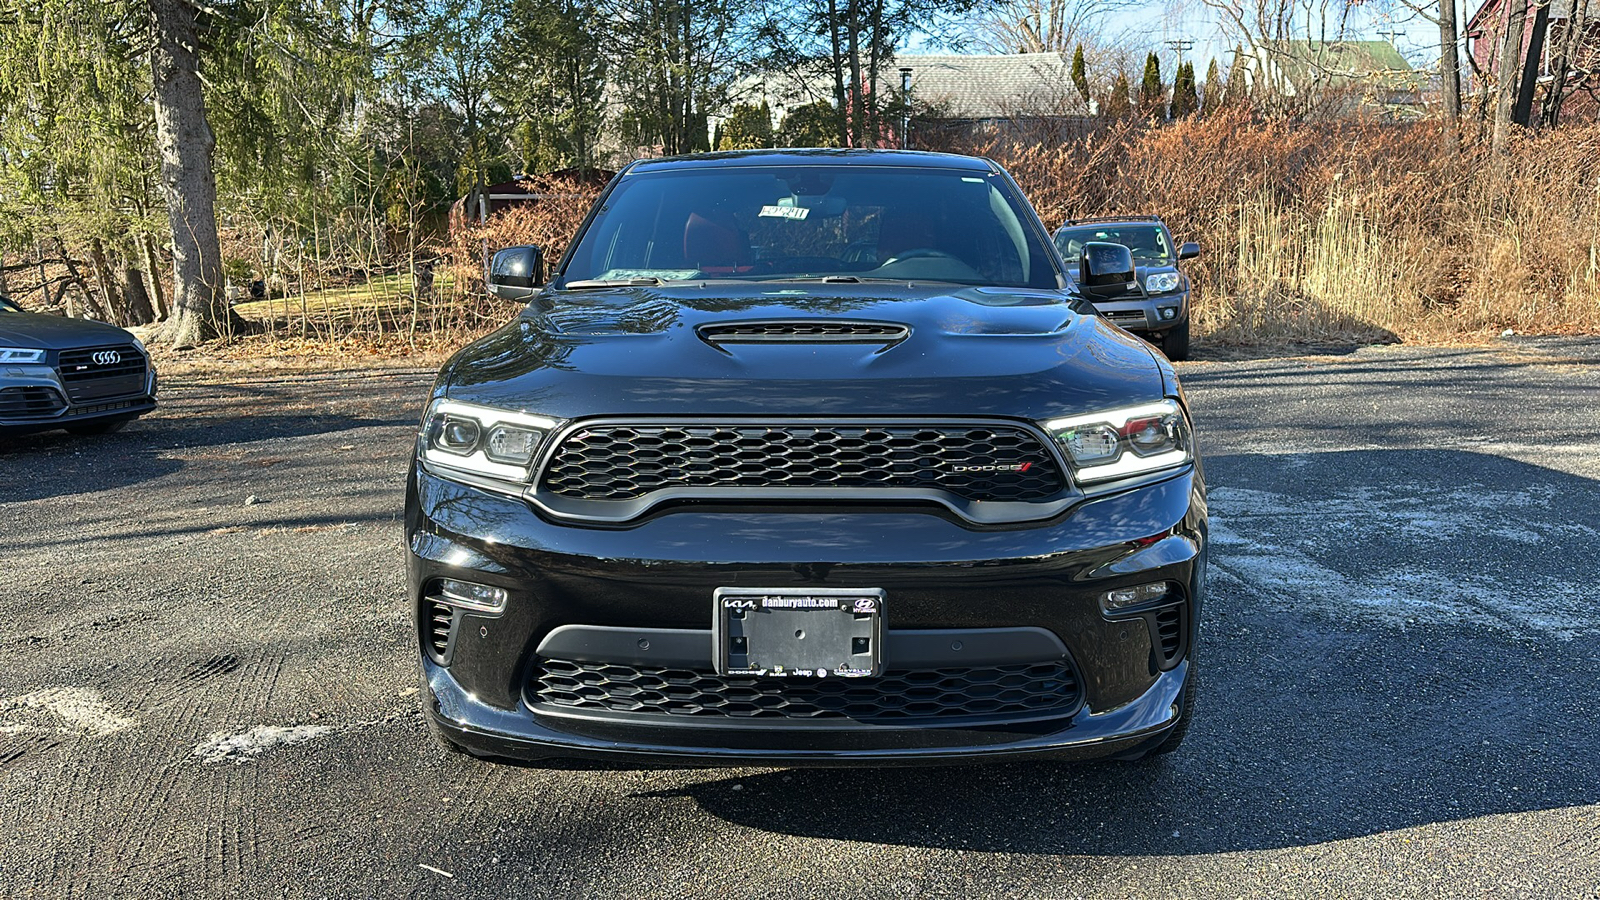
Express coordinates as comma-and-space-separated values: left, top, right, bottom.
888, 53, 1077, 119
1259, 40, 1421, 93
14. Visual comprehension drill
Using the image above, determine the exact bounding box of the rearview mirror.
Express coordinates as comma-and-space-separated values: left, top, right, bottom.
1078, 241, 1137, 300
1178, 241, 1200, 260
488, 245, 544, 301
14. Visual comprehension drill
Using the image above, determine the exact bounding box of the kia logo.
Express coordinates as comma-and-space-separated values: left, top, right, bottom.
92, 350, 121, 366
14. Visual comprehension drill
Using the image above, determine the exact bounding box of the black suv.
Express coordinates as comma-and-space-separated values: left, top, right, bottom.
407, 150, 1207, 767
1054, 216, 1198, 360
0, 295, 158, 437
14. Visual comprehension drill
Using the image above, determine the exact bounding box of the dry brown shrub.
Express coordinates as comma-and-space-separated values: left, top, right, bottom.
953, 116, 1600, 343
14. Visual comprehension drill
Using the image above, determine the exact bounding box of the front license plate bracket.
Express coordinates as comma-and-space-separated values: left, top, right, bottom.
713, 587, 885, 677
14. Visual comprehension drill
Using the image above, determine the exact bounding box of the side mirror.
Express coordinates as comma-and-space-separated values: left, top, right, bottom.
1178, 241, 1200, 260
487, 245, 544, 301
1078, 241, 1137, 300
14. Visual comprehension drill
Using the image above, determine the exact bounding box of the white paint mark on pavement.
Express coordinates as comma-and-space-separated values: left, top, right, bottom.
0, 687, 138, 737
193, 724, 333, 764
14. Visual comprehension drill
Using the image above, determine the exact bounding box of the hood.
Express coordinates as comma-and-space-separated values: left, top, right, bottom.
0, 310, 135, 350
439, 282, 1165, 420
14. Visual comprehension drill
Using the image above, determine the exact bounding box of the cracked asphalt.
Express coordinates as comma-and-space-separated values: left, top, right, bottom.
1, 338, 1598, 899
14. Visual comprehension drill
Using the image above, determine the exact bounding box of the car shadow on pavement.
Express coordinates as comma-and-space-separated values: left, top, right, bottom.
0, 401, 415, 505
632, 447, 1600, 855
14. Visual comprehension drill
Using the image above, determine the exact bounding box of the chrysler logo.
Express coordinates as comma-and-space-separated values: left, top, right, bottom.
92, 350, 121, 366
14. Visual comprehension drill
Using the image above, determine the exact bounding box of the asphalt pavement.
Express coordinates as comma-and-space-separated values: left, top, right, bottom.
2, 338, 1598, 899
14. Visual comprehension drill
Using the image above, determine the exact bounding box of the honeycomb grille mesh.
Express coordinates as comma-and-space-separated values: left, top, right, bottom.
529, 659, 1081, 722
540, 424, 1064, 502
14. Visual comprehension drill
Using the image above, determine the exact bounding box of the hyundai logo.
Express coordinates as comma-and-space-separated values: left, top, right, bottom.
92, 350, 121, 366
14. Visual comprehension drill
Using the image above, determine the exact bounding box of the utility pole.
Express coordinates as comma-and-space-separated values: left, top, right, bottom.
1165, 39, 1194, 70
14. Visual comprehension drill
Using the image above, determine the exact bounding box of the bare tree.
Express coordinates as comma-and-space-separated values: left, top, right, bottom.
1542, 0, 1595, 125
968, 0, 1128, 53
1491, 0, 1528, 152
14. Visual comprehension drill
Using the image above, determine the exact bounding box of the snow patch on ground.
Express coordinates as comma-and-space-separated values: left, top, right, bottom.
194, 724, 334, 764
0, 687, 138, 737
1209, 484, 1595, 639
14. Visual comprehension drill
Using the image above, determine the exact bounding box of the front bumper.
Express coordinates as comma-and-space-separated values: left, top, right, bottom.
0, 360, 157, 436
406, 464, 1206, 766
1091, 290, 1189, 336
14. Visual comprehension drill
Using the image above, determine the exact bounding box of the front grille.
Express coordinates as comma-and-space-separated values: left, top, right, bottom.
699, 321, 909, 343
0, 386, 67, 419
529, 659, 1081, 723
56, 345, 147, 402
541, 423, 1065, 502
1154, 605, 1183, 666
425, 601, 455, 659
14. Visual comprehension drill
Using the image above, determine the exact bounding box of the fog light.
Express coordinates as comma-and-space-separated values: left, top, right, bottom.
1102, 581, 1171, 611
1158, 307, 1178, 321
436, 578, 508, 614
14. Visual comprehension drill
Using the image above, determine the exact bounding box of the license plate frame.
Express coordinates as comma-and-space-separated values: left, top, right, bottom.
713, 587, 885, 678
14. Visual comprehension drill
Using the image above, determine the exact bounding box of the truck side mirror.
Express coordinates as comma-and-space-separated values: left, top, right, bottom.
487, 245, 544, 301
1078, 241, 1137, 300
1178, 241, 1200, 260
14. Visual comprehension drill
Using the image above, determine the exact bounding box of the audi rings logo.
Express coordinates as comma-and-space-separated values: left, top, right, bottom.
92, 350, 121, 366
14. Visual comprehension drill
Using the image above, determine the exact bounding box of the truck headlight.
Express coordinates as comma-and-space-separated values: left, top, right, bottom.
1145, 272, 1181, 294
419, 398, 559, 492
1043, 399, 1193, 485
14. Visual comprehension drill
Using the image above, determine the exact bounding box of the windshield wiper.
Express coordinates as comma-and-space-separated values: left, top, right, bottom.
563, 277, 662, 290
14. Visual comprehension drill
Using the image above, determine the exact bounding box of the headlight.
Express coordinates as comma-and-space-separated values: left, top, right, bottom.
1043, 399, 1193, 485
1145, 272, 1181, 294
131, 336, 147, 355
0, 347, 47, 364
418, 398, 559, 492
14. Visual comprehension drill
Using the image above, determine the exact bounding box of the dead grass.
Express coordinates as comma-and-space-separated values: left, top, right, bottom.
977, 113, 1600, 344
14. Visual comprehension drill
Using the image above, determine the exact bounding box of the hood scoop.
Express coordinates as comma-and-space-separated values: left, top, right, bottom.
698, 320, 909, 345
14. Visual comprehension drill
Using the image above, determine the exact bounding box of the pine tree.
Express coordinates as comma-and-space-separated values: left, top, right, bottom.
1201, 58, 1223, 116
1140, 53, 1164, 119
1170, 62, 1199, 118
1071, 45, 1090, 108
1104, 72, 1133, 119
1222, 49, 1250, 107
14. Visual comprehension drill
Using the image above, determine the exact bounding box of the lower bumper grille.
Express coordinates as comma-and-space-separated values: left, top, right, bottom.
529, 659, 1082, 723
0, 386, 67, 419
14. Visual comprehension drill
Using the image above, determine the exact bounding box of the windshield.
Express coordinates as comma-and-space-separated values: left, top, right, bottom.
1054, 224, 1173, 265
562, 164, 1061, 289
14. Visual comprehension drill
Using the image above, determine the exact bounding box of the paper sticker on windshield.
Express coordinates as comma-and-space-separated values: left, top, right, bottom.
759, 205, 809, 220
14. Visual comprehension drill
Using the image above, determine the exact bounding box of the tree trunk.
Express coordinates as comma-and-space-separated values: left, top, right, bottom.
140, 234, 168, 320
88, 238, 126, 326
120, 263, 157, 326
148, 0, 242, 348
1514, 1, 1551, 125
1440, 0, 1462, 124
1492, 0, 1528, 153
828, 0, 849, 147
0, 251, 10, 299
1541, 0, 1588, 125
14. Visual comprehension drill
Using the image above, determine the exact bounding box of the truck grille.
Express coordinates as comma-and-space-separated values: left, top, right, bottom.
540, 423, 1065, 502
529, 659, 1081, 723
56, 345, 147, 402
0, 386, 67, 419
